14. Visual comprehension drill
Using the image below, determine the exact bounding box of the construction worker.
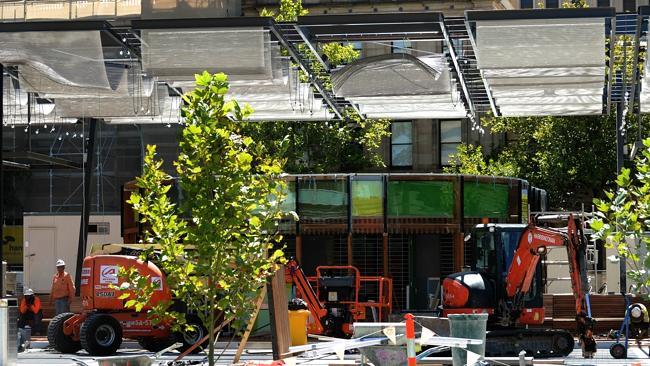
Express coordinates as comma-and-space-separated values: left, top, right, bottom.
18, 288, 42, 335
49, 259, 75, 315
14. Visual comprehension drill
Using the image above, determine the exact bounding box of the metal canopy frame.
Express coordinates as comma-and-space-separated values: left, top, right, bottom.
0, 8, 637, 122
292, 12, 474, 119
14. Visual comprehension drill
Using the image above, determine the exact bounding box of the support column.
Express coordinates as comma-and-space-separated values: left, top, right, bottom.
347, 233, 353, 267
75, 118, 97, 294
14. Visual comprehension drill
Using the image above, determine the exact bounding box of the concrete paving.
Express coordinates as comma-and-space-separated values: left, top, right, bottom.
16, 339, 650, 365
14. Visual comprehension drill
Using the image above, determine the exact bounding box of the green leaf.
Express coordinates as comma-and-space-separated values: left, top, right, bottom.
249, 216, 261, 227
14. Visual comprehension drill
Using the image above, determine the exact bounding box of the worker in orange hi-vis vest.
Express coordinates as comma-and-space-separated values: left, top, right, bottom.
49, 259, 75, 315
19, 288, 43, 335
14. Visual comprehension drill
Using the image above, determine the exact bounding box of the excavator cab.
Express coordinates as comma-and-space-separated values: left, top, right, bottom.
472, 225, 544, 312
443, 224, 544, 321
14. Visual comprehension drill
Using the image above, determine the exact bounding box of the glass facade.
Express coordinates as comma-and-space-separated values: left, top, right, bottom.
387, 180, 455, 218
463, 182, 510, 218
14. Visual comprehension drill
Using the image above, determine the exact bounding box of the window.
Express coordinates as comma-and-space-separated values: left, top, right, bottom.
391, 121, 412, 167
439, 120, 462, 166
597, 0, 610, 6
392, 40, 411, 54
623, 0, 636, 12
520, 0, 533, 8
545, 0, 559, 7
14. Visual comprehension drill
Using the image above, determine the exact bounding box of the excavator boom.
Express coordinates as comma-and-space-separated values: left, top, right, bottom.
504, 214, 595, 357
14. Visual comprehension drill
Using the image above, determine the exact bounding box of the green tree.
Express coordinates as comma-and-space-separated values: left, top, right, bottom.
591, 138, 650, 295
478, 114, 618, 209
443, 143, 518, 177
123, 72, 287, 365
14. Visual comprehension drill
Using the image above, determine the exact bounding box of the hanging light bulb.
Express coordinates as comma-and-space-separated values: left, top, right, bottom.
44, 124, 47, 129
72, 133, 77, 138
80, 133, 84, 138
58, 136, 62, 141
166, 124, 171, 128
35, 129, 39, 135
50, 127, 55, 133
23, 128, 28, 133
65, 132, 69, 136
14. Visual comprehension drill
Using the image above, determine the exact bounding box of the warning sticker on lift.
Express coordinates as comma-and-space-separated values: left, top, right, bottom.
81, 267, 91, 277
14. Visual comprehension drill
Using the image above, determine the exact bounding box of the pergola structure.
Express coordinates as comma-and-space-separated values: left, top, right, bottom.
0, 6, 648, 292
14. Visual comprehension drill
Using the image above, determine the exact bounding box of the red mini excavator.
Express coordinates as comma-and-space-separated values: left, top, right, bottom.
442, 214, 596, 358
285, 259, 392, 337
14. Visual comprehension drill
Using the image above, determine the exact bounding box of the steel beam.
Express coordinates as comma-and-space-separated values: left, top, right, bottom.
131, 17, 273, 29
464, 18, 499, 117
74, 118, 97, 294
440, 19, 475, 119
4, 151, 80, 169
294, 25, 330, 72
466, 7, 616, 22
269, 23, 344, 119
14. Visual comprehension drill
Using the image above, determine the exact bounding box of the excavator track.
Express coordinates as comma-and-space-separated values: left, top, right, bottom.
485, 328, 575, 358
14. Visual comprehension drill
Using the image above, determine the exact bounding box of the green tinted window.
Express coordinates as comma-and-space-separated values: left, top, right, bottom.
352, 179, 383, 217
299, 180, 348, 220
387, 181, 454, 217
463, 182, 509, 218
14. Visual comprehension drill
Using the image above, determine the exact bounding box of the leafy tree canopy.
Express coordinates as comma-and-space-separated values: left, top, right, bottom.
591, 138, 650, 295
123, 72, 287, 365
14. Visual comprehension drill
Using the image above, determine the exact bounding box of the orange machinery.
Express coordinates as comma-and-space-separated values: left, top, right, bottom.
48, 255, 205, 356
285, 259, 392, 337
442, 214, 596, 358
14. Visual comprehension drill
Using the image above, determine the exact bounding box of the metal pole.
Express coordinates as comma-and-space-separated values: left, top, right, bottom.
0, 64, 4, 298
74, 118, 97, 295
616, 101, 626, 294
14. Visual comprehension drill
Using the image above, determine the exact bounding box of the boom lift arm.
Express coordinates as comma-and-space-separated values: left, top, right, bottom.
285, 259, 328, 335
505, 214, 596, 357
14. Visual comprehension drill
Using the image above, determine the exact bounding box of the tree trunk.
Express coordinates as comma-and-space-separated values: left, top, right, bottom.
208, 296, 216, 366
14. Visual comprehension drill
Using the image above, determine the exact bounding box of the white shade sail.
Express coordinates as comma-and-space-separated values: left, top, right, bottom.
474, 17, 608, 117
331, 54, 467, 119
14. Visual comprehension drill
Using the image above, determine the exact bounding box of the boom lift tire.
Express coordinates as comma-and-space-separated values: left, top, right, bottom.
177, 315, 208, 354
80, 313, 123, 356
48, 312, 82, 354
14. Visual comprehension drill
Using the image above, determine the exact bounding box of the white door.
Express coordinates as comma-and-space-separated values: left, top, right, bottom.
25, 228, 56, 293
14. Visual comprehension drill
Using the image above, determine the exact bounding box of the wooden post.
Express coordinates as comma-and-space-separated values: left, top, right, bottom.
234, 286, 267, 363
267, 265, 290, 360
383, 232, 389, 276
295, 235, 302, 263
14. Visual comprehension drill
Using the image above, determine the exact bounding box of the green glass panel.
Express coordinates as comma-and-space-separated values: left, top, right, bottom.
299, 180, 348, 220
463, 182, 509, 218
387, 181, 454, 217
352, 180, 383, 217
